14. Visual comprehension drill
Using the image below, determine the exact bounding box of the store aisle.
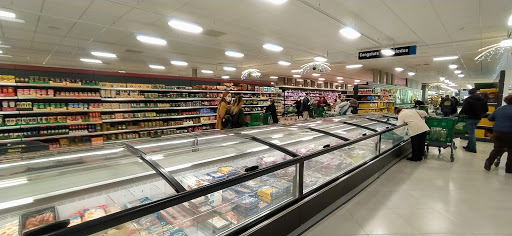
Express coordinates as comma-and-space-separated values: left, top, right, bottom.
303, 139, 512, 236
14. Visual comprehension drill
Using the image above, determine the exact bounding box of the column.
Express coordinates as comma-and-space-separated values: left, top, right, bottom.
373, 69, 380, 83
390, 74, 395, 85
192, 68, 198, 77
379, 71, 385, 84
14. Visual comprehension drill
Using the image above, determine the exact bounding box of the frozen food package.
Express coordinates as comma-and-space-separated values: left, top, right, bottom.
241, 180, 261, 192
0, 220, 18, 236
235, 196, 259, 208
222, 189, 240, 203
257, 156, 278, 167
230, 185, 253, 195
180, 175, 203, 190
195, 174, 214, 184
105, 205, 122, 214
208, 216, 230, 230
20, 206, 57, 234
125, 197, 152, 208
224, 211, 240, 225
68, 212, 82, 227
82, 206, 106, 222
218, 166, 240, 177
206, 171, 226, 181
215, 203, 233, 214
134, 215, 161, 234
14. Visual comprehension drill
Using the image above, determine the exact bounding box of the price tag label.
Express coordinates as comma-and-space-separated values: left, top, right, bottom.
55, 136, 60, 138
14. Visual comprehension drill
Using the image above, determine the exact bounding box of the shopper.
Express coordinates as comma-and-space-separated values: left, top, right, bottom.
484, 95, 512, 173
395, 107, 430, 162
229, 95, 247, 128
294, 98, 302, 119
451, 96, 460, 108
413, 99, 425, 108
316, 95, 326, 108
265, 98, 279, 124
349, 99, 358, 114
216, 91, 231, 129
335, 98, 351, 115
440, 95, 455, 117
301, 93, 311, 120
459, 88, 488, 153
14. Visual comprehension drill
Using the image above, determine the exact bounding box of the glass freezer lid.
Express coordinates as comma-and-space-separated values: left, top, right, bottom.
0, 145, 157, 210
346, 119, 392, 131
313, 122, 369, 140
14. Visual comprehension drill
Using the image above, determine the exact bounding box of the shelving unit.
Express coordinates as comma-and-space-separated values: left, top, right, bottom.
279, 86, 352, 116
354, 84, 396, 114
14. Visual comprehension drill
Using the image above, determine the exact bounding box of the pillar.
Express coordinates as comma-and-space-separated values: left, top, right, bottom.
380, 71, 385, 84
373, 70, 380, 83
390, 74, 395, 85
192, 68, 197, 77
384, 72, 389, 85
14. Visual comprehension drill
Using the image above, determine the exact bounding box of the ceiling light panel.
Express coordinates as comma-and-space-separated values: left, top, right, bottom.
168, 19, 203, 33
0, 45, 10, 48
449, 64, 458, 69
149, 65, 165, 69
278, 60, 291, 65
91, 51, 117, 58
291, 69, 302, 73
354, 80, 361, 82
318, 78, 325, 80
293, 75, 301, 77
223, 67, 236, 71
454, 70, 462, 74
0, 10, 15, 18
80, 58, 102, 64
339, 26, 361, 39
263, 43, 283, 52
346, 64, 363, 68
395, 67, 404, 72
170, 60, 188, 66
266, 0, 287, 4
408, 72, 416, 76
433, 56, 459, 61
136, 35, 167, 45
296, 79, 303, 81
314, 56, 327, 62
312, 73, 321, 76
221, 76, 230, 79
225, 51, 244, 57
201, 70, 213, 73
458, 74, 465, 77
270, 76, 278, 79
508, 14, 512, 26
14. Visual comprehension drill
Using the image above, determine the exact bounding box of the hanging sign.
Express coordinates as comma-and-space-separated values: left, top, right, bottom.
358, 45, 417, 60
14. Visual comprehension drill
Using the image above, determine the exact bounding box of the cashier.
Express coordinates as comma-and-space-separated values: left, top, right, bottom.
395, 107, 430, 162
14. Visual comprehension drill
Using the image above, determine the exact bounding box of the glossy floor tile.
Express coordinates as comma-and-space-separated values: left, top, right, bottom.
302, 139, 512, 236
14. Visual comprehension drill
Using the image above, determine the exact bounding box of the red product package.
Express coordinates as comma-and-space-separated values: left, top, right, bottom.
159, 207, 193, 229
20, 207, 57, 234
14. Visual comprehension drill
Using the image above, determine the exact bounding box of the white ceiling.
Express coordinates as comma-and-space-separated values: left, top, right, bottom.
0, 0, 511, 88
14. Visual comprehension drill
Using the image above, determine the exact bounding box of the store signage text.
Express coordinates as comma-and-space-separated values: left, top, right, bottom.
358, 45, 417, 60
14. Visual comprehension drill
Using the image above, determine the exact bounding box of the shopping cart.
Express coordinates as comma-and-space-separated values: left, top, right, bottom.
248, 113, 272, 127
425, 116, 457, 162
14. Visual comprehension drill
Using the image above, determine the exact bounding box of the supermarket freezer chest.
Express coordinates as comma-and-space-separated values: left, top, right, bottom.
0, 114, 410, 236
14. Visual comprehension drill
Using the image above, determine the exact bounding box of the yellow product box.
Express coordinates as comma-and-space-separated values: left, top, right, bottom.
136, 84, 144, 89
33, 107, 51, 111
99, 82, 111, 88
65, 81, 81, 86
144, 84, 152, 89
113, 83, 127, 88
218, 166, 233, 174
66, 107, 83, 111
258, 195, 272, 203
127, 83, 137, 89
488, 106, 495, 113
50, 81, 65, 86
480, 88, 498, 93
475, 129, 486, 138
257, 187, 276, 199
478, 118, 493, 126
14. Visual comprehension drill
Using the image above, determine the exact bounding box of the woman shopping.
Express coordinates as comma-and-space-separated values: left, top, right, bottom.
395, 107, 430, 162
229, 95, 247, 128
265, 98, 279, 124
484, 95, 512, 173
216, 91, 231, 129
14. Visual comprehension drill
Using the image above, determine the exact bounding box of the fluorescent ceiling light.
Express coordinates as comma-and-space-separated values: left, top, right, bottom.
467, 84, 473, 89
433, 56, 459, 61
408, 72, 416, 76
395, 67, 404, 72
0, 50, 2, 53
91, 51, 117, 58
270, 76, 278, 79
136, 35, 167, 45
312, 73, 321, 76
381, 48, 395, 56
296, 79, 303, 81
263, 43, 283, 52
0, 10, 15, 18
354, 80, 361, 82
170, 60, 188, 66
149, 65, 165, 69
278, 60, 291, 65
225, 50, 244, 57
500, 38, 512, 47
318, 81, 324, 83
201, 70, 214, 73
0, 54, 12, 57
318, 78, 325, 80
454, 70, 462, 74
314, 56, 327, 62
291, 69, 302, 73
223, 66, 236, 71
266, 0, 287, 4
293, 75, 301, 77
458, 74, 465, 77
346, 64, 363, 69
118, 70, 126, 73
338, 80, 344, 83
339, 26, 361, 39
221, 76, 230, 79
449, 64, 458, 69
80, 58, 102, 64
449, 84, 457, 87
348, 84, 353, 86
440, 77, 446, 81
168, 19, 203, 33
0, 44, 10, 48
354, 83, 358, 85
509, 14, 512, 26
337, 77, 344, 80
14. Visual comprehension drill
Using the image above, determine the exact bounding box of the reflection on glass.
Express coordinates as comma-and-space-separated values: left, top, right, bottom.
380, 126, 408, 153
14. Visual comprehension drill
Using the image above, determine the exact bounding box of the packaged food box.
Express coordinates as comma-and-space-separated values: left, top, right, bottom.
235, 196, 259, 208
159, 207, 193, 229
206, 171, 226, 181
230, 185, 253, 195
257, 187, 278, 199
196, 174, 214, 184
207, 216, 231, 231
223, 211, 240, 225
99, 82, 110, 87
206, 190, 223, 207
241, 180, 262, 192
19, 206, 57, 235
0, 220, 18, 236
222, 189, 240, 203
180, 175, 203, 190
125, 197, 152, 208
82, 205, 106, 222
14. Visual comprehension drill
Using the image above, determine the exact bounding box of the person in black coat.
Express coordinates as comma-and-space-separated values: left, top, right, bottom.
265, 98, 279, 124
301, 93, 311, 120
459, 88, 488, 153
294, 98, 302, 119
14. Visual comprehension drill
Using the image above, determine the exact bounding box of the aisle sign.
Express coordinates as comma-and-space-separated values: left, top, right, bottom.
358, 45, 417, 60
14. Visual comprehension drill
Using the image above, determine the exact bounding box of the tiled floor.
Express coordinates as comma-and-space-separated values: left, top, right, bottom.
303, 139, 512, 236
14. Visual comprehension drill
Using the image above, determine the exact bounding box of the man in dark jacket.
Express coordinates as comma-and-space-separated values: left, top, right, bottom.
301, 93, 311, 120
440, 95, 456, 117
459, 88, 488, 153
265, 98, 279, 124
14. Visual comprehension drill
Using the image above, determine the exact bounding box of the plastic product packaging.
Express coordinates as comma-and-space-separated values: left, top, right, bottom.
0, 220, 18, 236
257, 156, 279, 167
20, 207, 57, 233
180, 175, 203, 190
82, 206, 106, 222
222, 189, 241, 203
224, 211, 240, 225
68, 212, 82, 227
206, 171, 227, 181
218, 166, 239, 177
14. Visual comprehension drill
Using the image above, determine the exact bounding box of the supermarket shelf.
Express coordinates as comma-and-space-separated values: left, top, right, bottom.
358, 101, 395, 103
245, 111, 265, 114
0, 97, 18, 99
101, 97, 217, 101
100, 88, 280, 93
279, 85, 347, 92
0, 125, 22, 130
243, 104, 267, 107
0, 82, 101, 88
477, 125, 493, 129
5, 96, 103, 100
358, 94, 393, 96
243, 97, 282, 100
0, 111, 20, 115
20, 122, 103, 128
9, 106, 220, 114
102, 114, 216, 123
488, 103, 498, 106
0, 138, 22, 143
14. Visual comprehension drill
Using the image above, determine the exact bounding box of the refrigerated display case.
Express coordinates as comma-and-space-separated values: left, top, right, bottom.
0, 114, 410, 236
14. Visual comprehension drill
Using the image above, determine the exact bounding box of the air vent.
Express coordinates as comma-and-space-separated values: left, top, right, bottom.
125, 49, 144, 54
202, 29, 226, 38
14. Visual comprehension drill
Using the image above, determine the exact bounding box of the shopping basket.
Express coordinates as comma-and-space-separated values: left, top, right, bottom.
425, 116, 457, 162
312, 108, 325, 119
453, 116, 467, 137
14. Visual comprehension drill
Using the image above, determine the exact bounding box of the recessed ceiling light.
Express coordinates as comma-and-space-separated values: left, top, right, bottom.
223, 66, 236, 71
278, 60, 291, 65
458, 74, 465, 77
318, 78, 325, 80
266, 0, 287, 4
454, 70, 462, 74
312, 73, 321, 76
136, 35, 167, 45
0, 44, 10, 48
118, 70, 126, 73
314, 56, 327, 62
0, 10, 15, 18
440, 77, 446, 81
221, 76, 230, 79
201, 70, 214, 73
395, 67, 404, 72
346, 64, 363, 68
0, 50, 2, 53
508, 14, 512, 26
318, 81, 324, 83
381, 48, 395, 56
337, 77, 344, 80
433, 56, 459, 61
168, 19, 203, 33
263, 43, 283, 52
293, 75, 301, 77
270, 76, 278, 79
500, 38, 512, 47
296, 79, 304, 81
408, 72, 416, 76
80, 58, 102, 64
338, 81, 344, 83
348, 84, 353, 86
450, 84, 457, 87
339, 26, 361, 39
91, 51, 117, 58
149, 65, 165, 69
170, 60, 188, 66
467, 84, 473, 89
449, 64, 458, 69
355, 80, 361, 82
291, 69, 302, 73
225, 51, 244, 57
354, 83, 358, 85
0, 54, 12, 57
